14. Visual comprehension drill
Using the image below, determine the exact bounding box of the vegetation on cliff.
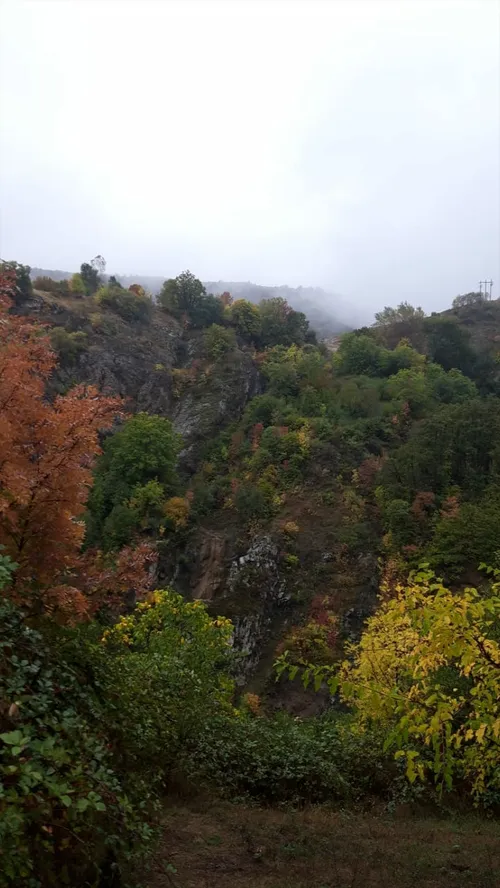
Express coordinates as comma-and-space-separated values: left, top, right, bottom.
1, 259, 499, 885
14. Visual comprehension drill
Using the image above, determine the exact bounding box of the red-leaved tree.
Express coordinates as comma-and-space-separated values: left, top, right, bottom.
0, 267, 133, 619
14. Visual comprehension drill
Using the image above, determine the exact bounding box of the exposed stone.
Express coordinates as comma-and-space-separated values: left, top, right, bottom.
192, 532, 227, 601
225, 536, 290, 682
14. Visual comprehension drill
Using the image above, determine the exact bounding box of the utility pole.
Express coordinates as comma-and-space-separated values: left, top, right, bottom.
478, 279, 494, 299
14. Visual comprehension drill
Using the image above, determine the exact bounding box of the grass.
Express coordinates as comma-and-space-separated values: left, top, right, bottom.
140, 798, 500, 888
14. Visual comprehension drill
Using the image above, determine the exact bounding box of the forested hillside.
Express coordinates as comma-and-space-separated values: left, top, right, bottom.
1, 259, 499, 887
30, 266, 353, 336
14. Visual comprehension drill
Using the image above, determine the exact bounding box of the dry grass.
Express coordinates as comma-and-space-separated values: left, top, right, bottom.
140, 799, 500, 888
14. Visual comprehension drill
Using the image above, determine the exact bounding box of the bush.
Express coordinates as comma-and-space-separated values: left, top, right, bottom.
228, 299, 262, 340
69, 272, 86, 296
234, 483, 272, 521
0, 601, 148, 887
85, 413, 181, 549
158, 271, 223, 327
0, 591, 235, 886
204, 324, 236, 360
33, 276, 71, 296
50, 326, 87, 363
98, 590, 234, 772
95, 284, 152, 322
0, 260, 32, 303
187, 712, 391, 803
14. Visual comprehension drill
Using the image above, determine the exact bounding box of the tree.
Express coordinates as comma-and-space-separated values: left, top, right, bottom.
424, 315, 476, 376
158, 271, 224, 328
373, 302, 427, 350
334, 332, 386, 377
85, 413, 181, 549
91, 254, 106, 275
69, 272, 87, 296
452, 292, 485, 309
158, 270, 217, 326
0, 268, 121, 615
0, 259, 32, 303
33, 276, 70, 296
277, 567, 500, 798
229, 298, 262, 340
204, 324, 236, 360
374, 302, 425, 326
259, 297, 311, 347
339, 568, 500, 797
95, 284, 152, 322
80, 255, 105, 296
128, 283, 145, 297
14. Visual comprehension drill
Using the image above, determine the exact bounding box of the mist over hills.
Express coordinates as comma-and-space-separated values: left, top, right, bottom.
30, 268, 355, 336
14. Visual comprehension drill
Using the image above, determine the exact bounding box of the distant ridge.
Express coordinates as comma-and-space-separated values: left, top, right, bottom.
30, 268, 354, 336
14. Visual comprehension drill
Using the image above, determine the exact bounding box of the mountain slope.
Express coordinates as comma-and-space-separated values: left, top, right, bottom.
30, 268, 353, 336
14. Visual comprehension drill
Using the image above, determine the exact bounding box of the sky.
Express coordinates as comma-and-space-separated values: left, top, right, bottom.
0, 0, 499, 320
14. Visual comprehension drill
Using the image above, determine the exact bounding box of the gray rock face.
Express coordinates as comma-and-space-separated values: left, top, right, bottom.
22, 292, 261, 473
172, 349, 261, 471
226, 536, 290, 681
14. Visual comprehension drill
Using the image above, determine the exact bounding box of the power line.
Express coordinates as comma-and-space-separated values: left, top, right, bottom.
479, 279, 494, 299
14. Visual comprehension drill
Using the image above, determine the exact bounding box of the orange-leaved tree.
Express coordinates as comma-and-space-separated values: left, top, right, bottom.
0, 266, 124, 618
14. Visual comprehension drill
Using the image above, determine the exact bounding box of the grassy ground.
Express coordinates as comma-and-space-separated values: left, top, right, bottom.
141, 798, 500, 888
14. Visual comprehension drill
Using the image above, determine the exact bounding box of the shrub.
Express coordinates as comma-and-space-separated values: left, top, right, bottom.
0, 601, 148, 887
0, 590, 235, 886
158, 271, 223, 327
163, 495, 190, 529
50, 326, 87, 363
85, 413, 180, 549
187, 712, 391, 803
234, 483, 272, 521
69, 272, 86, 296
0, 260, 32, 302
228, 299, 262, 340
98, 590, 234, 772
204, 324, 236, 360
33, 276, 71, 296
452, 291, 486, 309
95, 284, 152, 322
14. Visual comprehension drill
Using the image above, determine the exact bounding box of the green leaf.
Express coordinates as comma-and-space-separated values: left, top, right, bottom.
0, 731, 27, 746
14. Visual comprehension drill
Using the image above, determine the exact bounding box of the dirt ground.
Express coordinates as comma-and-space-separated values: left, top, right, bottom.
140, 799, 500, 888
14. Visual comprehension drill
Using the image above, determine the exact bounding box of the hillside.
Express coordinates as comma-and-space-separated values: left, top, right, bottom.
12, 277, 500, 690
30, 267, 353, 336
2, 263, 499, 888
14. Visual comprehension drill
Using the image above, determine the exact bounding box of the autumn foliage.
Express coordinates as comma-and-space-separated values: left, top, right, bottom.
0, 268, 126, 617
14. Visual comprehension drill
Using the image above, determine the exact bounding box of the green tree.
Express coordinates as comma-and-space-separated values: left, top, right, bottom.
95, 284, 152, 322
85, 413, 180, 549
424, 315, 476, 375
158, 270, 222, 327
69, 272, 86, 296
452, 291, 485, 309
204, 324, 236, 360
80, 255, 105, 296
335, 333, 387, 377
228, 298, 262, 340
259, 297, 311, 347
374, 302, 425, 326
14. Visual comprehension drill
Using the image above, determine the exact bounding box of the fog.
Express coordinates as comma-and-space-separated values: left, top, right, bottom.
1, 0, 499, 321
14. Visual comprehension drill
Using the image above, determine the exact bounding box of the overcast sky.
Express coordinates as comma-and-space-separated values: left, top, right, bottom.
1, 0, 499, 318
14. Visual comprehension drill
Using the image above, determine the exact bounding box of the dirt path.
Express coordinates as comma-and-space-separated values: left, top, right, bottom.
140, 799, 500, 888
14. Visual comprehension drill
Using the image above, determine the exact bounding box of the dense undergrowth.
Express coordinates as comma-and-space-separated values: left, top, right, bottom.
1, 262, 499, 886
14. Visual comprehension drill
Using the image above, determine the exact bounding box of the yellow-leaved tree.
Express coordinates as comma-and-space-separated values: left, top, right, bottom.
277, 566, 500, 799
